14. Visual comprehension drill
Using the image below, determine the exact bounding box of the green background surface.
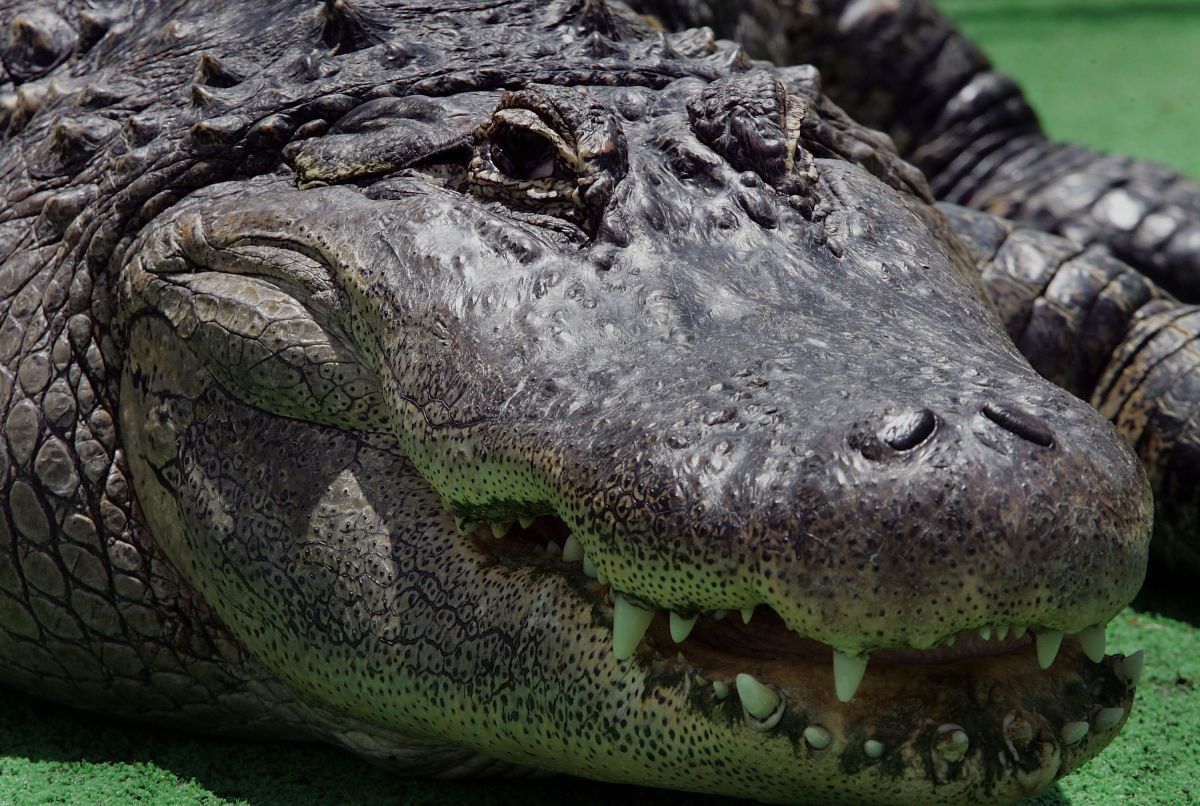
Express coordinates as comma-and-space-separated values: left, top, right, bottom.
3, 2, 1200, 804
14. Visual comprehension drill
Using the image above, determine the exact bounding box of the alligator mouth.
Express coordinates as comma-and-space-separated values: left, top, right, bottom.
465, 513, 1143, 787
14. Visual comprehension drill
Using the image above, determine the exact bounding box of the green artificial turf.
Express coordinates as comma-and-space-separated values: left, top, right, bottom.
939, 0, 1200, 178
3, 2, 1200, 804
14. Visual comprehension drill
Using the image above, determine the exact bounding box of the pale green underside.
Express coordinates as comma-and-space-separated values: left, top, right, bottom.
3, 1, 1200, 803
2, 578, 1196, 805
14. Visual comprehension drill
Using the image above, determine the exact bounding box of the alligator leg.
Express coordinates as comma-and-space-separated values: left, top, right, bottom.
633, 0, 1200, 302
940, 203, 1200, 575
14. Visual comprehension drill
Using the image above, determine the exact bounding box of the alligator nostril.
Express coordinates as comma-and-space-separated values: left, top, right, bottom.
883, 408, 937, 451
981, 403, 1055, 447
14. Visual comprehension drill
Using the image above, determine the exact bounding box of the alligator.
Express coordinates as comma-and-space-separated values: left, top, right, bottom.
0, 1, 1196, 804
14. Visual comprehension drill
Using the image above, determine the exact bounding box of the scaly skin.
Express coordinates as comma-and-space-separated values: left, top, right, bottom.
0, 1, 1170, 803
638, 0, 1200, 578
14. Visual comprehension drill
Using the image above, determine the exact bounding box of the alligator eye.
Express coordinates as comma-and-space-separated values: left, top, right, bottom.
469, 106, 586, 222
467, 86, 628, 234
490, 126, 565, 181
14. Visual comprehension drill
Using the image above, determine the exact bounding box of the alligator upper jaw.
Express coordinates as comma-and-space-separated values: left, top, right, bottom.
462, 517, 1142, 804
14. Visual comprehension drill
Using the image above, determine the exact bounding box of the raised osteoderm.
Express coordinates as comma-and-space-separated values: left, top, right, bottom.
10, 1, 1200, 804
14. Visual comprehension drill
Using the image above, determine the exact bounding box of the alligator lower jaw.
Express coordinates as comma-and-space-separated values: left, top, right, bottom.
465, 515, 1142, 802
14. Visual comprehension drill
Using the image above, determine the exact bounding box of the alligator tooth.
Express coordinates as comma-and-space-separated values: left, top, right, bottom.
803, 725, 832, 750
936, 725, 969, 762
676, 652, 687, 665
669, 612, 698, 643
741, 606, 755, 624
1013, 625, 1028, 639
1035, 630, 1064, 669
454, 516, 478, 534
1077, 624, 1106, 663
735, 673, 780, 720
561, 535, 583, 563
1061, 721, 1089, 745
596, 569, 609, 585
996, 624, 1010, 640
978, 626, 992, 641
518, 516, 535, 529
581, 555, 598, 579
712, 680, 731, 700
544, 541, 558, 555
1118, 650, 1145, 687
490, 521, 511, 539
1094, 707, 1125, 731
863, 739, 884, 759
832, 650, 869, 703
612, 594, 656, 660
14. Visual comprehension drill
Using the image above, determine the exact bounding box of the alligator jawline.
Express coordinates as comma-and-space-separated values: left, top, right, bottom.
465, 513, 1141, 769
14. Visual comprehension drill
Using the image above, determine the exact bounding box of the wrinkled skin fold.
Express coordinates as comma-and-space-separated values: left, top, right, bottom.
6, 1, 1198, 804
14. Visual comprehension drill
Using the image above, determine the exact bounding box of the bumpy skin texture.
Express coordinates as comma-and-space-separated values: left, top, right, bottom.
637, 0, 1200, 300
0, 0, 1177, 803
942, 204, 1200, 577
638, 0, 1200, 573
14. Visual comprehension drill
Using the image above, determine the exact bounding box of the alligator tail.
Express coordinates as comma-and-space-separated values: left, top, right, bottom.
1092, 300, 1200, 572
632, 1, 1200, 302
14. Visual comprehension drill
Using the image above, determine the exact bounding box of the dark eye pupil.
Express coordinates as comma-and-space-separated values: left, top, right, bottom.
492, 127, 559, 180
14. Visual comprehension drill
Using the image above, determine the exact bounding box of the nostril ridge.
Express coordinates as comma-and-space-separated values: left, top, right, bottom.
981, 403, 1055, 447
884, 408, 937, 451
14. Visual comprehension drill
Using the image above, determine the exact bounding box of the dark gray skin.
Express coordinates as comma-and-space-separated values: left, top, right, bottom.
637, 0, 1200, 575
0, 0, 1194, 803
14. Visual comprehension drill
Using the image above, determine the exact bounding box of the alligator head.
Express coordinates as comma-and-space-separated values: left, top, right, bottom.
112, 13, 1150, 806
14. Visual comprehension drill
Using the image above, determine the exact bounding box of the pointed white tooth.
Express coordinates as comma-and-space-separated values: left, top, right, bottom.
712, 680, 730, 700
596, 570, 609, 585
561, 535, 583, 563
455, 516, 478, 533
863, 739, 884, 759
1077, 624, 1106, 663
1094, 707, 1125, 731
832, 650, 869, 703
1035, 630, 1064, 669
582, 555, 598, 579
978, 626, 992, 641
1013, 625, 1027, 639
1119, 650, 1145, 687
996, 625, 1010, 640
741, 606, 755, 624
544, 541, 558, 555
1061, 721, 1089, 745
612, 593, 656, 660
712, 610, 728, 620
803, 725, 831, 749
936, 725, 969, 761
676, 652, 687, 664
735, 673, 780, 721
669, 612, 698, 643
491, 521, 511, 539
518, 516, 535, 529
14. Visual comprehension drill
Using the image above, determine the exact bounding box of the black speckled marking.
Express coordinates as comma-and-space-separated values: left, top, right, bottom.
0, 0, 1184, 803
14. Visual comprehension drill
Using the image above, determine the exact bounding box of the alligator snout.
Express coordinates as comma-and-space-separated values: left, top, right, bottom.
868, 401, 1055, 456
510, 342, 1151, 658
879, 407, 939, 451
857, 400, 1057, 461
